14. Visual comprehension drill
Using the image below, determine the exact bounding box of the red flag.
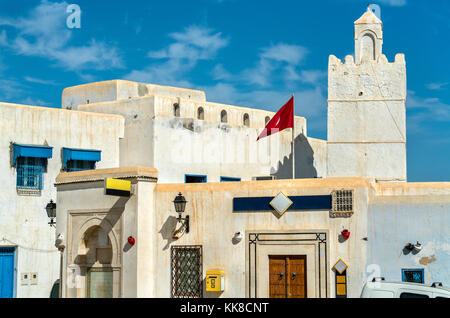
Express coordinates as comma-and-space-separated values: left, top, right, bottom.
257, 96, 294, 141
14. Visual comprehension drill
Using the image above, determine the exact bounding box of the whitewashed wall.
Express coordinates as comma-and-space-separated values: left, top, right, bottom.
0, 102, 123, 297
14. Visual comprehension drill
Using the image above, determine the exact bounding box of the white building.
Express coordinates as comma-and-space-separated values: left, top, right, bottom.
0, 8, 448, 298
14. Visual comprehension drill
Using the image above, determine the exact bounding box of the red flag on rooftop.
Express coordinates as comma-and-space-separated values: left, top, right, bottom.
256, 95, 294, 141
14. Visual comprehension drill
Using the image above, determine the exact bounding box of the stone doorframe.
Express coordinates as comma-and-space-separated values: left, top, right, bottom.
246, 230, 329, 298
66, 208, 123, 298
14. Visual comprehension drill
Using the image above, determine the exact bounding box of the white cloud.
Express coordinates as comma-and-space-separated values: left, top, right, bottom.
261, 43, 308, 65
24, 76, 58, 85
299, 70, 327, 86
426, 82, 448, 91
21, 97, 51, 107
0, 0, 123, 71
407, 90, 450, 124
0, 79, 24, 100
377, 0, 407, 6
212, 64, 232, 80
241, 43, 309, 87
125, 25, 228, 87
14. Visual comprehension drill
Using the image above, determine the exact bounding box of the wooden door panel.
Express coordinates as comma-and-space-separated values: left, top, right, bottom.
269, 257, 286, 298
287, 256, 306, 298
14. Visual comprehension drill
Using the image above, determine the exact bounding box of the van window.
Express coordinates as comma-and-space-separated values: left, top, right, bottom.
400, 292, 429, 298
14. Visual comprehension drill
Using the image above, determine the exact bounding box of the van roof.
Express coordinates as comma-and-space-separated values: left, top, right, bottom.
365, 281, 450, 293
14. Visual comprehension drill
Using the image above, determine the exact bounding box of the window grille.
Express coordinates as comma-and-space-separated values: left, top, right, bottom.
171, 245, 203, 298
16, 157, 45, 190
330, 189, 354, 217
66, 160, 96, 172
402, 269, 424, 284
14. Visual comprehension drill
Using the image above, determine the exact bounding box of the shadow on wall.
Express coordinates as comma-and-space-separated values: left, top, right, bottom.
159, 215, 180, 251
271, 133, 317, 180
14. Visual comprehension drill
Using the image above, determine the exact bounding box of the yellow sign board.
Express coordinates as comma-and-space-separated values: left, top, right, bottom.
206, 270, 224, 292
105, 178, 131, 197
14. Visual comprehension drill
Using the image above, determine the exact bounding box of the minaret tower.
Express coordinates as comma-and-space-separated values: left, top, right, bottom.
326, 7, 407, 182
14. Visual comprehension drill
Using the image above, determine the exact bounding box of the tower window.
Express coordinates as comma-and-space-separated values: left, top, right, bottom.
174, 103, 180, 117
361, 33, 375, 61
243, 113, 250, 127
197, 107, 204, 120
220, 110, 227, 123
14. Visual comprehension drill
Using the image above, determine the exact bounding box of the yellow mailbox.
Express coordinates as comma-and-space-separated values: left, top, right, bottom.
206, 270, 224, 292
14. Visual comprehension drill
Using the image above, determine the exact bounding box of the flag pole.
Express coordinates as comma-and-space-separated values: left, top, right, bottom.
292, 93, 295, 180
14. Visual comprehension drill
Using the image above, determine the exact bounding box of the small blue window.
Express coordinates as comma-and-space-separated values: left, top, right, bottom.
185, 175, 207, 183
16, 157, 45, 190
220, 177, 241, 182
66, 160, 96, 172
402, 269, 424, 284
62, 148, 101, 172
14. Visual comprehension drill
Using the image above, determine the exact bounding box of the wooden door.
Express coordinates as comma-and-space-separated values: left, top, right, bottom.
269, 255, 306, 298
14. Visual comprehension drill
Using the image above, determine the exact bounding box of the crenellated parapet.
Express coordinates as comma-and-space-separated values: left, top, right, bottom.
328, 53, 406, 101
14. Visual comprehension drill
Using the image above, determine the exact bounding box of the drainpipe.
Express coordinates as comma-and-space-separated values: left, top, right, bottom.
58, 247, 64, 298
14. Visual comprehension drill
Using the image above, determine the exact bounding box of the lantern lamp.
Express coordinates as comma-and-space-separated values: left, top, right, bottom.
173, 192, 189, 233
45, 200, 57, 227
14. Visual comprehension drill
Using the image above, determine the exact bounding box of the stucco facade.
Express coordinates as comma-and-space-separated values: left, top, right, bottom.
0, 7, 448, 299
0, 102, 124, 297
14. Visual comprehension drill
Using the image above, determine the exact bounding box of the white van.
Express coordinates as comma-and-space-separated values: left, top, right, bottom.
360, 280, 450, 298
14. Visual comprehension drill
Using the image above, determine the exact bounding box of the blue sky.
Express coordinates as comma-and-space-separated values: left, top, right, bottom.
0, 0, 448, 181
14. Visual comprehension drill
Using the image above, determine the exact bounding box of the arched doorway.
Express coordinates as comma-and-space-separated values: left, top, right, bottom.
75, 225, 114, 298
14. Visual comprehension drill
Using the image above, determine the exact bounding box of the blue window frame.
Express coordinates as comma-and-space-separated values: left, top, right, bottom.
16, 157, 45, 190
402, 269, 424, 284
62, 148, 101, 172
13, 143, 52, 191
220, 176, 241, 182
185, 174, 207, 183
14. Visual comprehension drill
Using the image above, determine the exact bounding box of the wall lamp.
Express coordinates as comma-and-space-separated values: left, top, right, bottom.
45, 200, 56, 227
173, 192, 189, 233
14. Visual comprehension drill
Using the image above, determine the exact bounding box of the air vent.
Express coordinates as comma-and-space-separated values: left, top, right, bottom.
330, 189, 354, 218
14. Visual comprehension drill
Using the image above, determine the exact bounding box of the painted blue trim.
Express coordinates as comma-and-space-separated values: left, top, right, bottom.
185, 174, 207, 183
220, 176, 241, 182
62, 147, 101, 169
16, 157, 45, 190
0, 247, 15, 298
233, 195, 332, 212
402, 268, 424, 284
12, 143, 53, 166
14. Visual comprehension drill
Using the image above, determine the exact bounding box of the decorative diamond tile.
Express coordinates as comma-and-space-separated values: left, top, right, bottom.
270, 192, 293, 216
333, 259, 348, 274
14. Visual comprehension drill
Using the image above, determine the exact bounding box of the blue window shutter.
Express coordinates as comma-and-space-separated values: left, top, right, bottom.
12, 144, 52, 166
62, 148, 101, 170
220, 176, 241, 182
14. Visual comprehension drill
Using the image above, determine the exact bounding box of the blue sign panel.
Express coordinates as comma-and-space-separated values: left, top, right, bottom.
233, 195, 332, 212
